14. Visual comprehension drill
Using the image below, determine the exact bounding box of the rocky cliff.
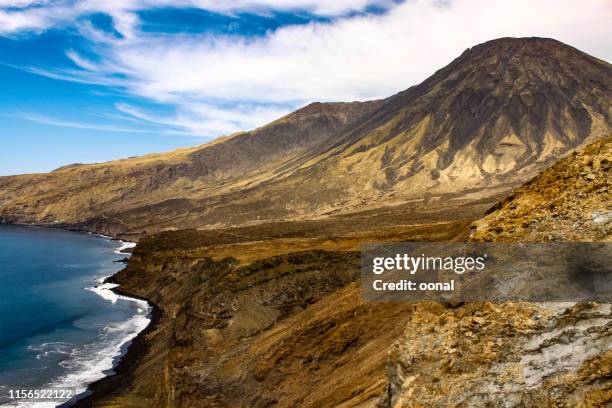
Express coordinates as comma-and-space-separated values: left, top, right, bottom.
74, 200, 486, 408
378, 138, 611, 408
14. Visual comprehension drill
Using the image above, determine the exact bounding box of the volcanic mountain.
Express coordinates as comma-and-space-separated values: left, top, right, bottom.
0, 37, 610, 237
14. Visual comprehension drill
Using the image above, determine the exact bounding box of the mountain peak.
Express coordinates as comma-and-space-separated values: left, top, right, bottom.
349, 36, 611, 171
470, 36, 565, 49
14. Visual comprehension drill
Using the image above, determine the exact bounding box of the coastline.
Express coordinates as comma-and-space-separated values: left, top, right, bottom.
0, 223, 158, 408
64, 290, 161, 408
63, 236, 157, 407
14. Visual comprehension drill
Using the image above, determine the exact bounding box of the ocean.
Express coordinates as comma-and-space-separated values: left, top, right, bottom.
0, 225, 150, 407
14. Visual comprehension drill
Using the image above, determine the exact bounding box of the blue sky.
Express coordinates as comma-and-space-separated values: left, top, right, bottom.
0, 0, 610, 176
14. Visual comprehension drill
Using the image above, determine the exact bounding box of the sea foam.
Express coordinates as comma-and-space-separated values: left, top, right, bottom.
113, 240, 136, 254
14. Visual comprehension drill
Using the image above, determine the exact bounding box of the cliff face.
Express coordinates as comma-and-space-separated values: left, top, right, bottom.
74, 201, 486, 408
1, 38, 610, 237
379, 138, 611, 408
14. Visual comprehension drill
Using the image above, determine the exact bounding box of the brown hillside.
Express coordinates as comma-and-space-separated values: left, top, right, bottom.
0, 101, 379, 237
0, 37, 610, 238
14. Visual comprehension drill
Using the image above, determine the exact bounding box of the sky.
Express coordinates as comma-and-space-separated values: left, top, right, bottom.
0, 0, 610, 176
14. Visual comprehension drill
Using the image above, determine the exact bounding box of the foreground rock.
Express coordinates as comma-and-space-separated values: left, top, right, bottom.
379, 138, 611, 408
379, 301, 611, 407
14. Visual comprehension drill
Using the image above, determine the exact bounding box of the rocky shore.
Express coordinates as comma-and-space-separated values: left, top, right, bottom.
67, 290, 162, 408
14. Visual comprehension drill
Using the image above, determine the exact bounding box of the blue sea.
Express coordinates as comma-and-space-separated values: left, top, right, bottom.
0, 225, 150, 407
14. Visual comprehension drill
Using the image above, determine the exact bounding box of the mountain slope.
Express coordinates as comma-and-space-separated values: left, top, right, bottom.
0, 37, 610, 237
128, 37, 610, 234
205, 37, 610, 221
0, 101, 379, 235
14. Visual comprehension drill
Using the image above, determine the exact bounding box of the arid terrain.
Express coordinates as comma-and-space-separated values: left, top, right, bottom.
0, 37, 610, 407
382, 137, 611, 408
73, 138, 610, 408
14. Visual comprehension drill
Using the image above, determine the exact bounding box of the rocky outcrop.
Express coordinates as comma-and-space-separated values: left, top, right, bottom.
471, 137, 611, 242
379, 301, 611, 407
378, 138, 611, 408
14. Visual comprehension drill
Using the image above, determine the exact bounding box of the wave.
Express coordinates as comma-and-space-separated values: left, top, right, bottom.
113, 241, 136, 254
85, 283, 121, 303
2, 308, 150, 407
52, 310, 150, 397
27, 342, 73, 360
58, 239, 151, 402
57, 263, 103, 268
89, 232, 112, 240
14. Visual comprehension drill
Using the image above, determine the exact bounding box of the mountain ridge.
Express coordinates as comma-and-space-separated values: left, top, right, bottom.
0, 37, 610, 237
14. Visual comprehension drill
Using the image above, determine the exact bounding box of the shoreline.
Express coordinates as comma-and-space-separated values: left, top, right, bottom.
0, 223, 158, 408
64, 235, 158, 407
65, 290, 161, 407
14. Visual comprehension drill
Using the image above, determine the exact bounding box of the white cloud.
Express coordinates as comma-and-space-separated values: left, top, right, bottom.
169, 0, 396, 16
0, 0, 48, 7
87, 0, 612, 121
65, 50, 98, 70
0, 8, 49, 32
2, 0, 611, 138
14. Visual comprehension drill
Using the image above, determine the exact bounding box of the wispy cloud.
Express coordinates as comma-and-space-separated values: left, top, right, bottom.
0, 0, 395, 35
115, 102, 292, 136
11, 112, 156, 133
